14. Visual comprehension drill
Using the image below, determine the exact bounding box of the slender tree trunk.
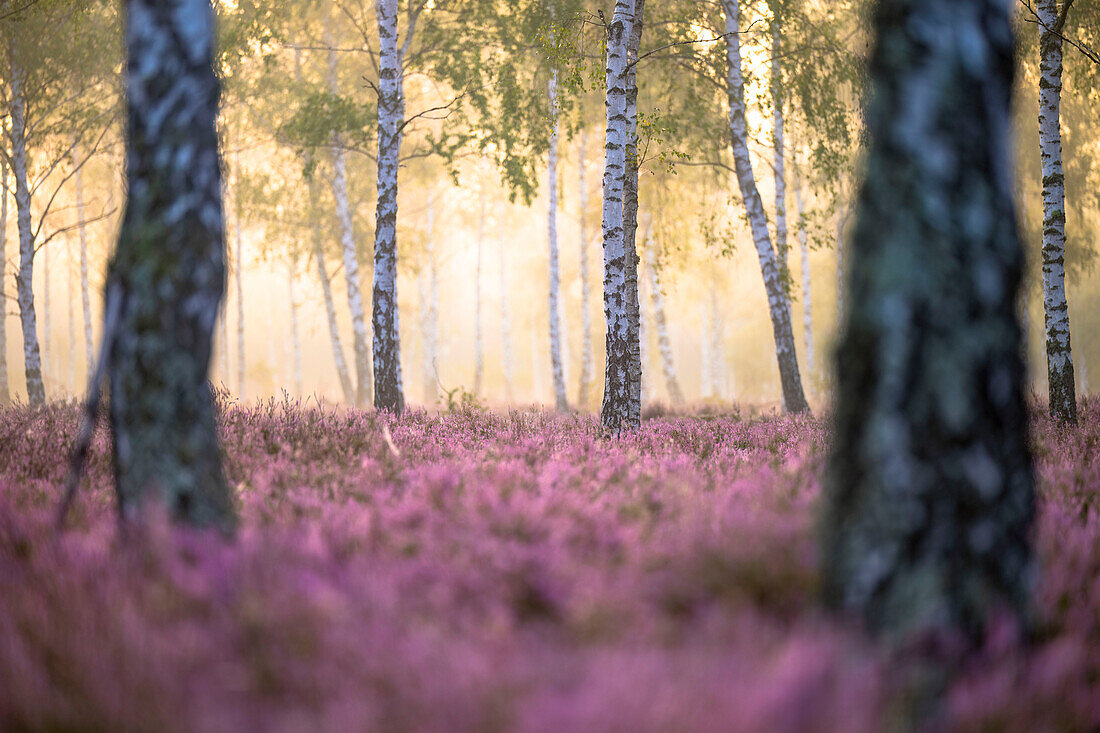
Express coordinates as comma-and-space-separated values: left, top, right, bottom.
498, 228, 514, 400
325, 20, 373, 408
822, 0, 1032, 644
547, 70, 568, 411
722, 0, 808, 415
622, 1, 644, 424
577, 129, 594, 408
9, 48, 45, 405
234, 149, 246, 399
600, 0, 644, 432
419, 194, 439, 405
372, 0, 404, 413
43, 241, 51, 388
639, 269, 650, 406
474, 187, 485, 396
795, 178, 815, 382
294, 48, 352, 403
287, 259, 302, 396
771, 26, 790, 307
73, 142, 94, 379
67, 241, 75, 392
644, 231, 683, 403
1038, 0, 1076, 424
106, 0, 235, 529
709, 282, 723, 400
0, 157, 8, 405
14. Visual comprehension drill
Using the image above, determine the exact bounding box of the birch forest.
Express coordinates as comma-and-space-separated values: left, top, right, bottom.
1, 0, 1100, 730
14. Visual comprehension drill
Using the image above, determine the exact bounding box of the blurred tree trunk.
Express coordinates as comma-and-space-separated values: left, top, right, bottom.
106, 0, 235, 529
577, 129, 594, 408
73, 142, 94, 378
8, 48, 45, 405
419, 195, 439, 405
498, 228, 514, 401
722, 0, 808, 415
0, 157, 7, 405
233, 150, 245, 399
287, 260, 303, 396
474, 188, 485, 396
822, 0, 1033, 644
771, 26, 790, 310
67, 240, 75, 391
794, 175, 815, 384
372, 0, 404, 413
600, 0, 644, 432
1038, 0, 1076, 424
43, 240, 51, 387
325, 31, 373, 409
547, 70, 568, 411
644, 231, 683, 404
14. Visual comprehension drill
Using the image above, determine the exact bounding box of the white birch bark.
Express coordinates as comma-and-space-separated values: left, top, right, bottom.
73, 143, 94, 379
234, 149, 246, 399
794, 179, 815, 381
9, 48, 45, 405
43, 239, 51, 387
372, 0, 404, 412
325, 16, 373, 408
600, 0, 644, 431
0, 157, 7, 405
67, 240, 75, 392
639, 269, 650, 406
287, 260, 303, 396
419, 194, 439, 405
643, 227, 683, 404
577, 129, 594, 408
1038, 0, 1076, 423
771, 27, 790, 307
293, 48, 353, 403
722, 0, 808, 414
474, 187, 485, 396
497, 228, 514, 400
547, 69, 568, 411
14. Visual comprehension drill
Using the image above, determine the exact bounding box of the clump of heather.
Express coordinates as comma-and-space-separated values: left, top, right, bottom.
0, 397, 1097, 731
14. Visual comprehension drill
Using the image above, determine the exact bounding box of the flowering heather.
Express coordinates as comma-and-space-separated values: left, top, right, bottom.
0, 398, 1098, 731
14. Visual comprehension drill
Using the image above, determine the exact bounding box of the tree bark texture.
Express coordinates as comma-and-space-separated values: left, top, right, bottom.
547, 70, 568, 411
106, 0, 235, 529
821, 0, 1034, 644
372, 0, 404, 413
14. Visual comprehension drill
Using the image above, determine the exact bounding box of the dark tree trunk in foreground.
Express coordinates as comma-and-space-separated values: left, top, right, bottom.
822, 0, 1033, 644
105, 0, 235, 529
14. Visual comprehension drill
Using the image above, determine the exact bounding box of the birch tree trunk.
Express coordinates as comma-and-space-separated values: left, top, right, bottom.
325, 22, 373, 408
106, 0, 235, 529
639, 271, 650, 407
419, 195, 439, 405
822, 0, 1032, 643
1038, 0, 1076, 424
498, 229, 514, 401
43, 242, 51, 388
287, 260, 303, 396
547, 70, 568, 411
233, 150, 245, 399
722, 0, 807, 415
73, 143, 94, 378
293, 49, 353, 404
709, 282, 724, 399
67, 241, 75, 391
795, 179, 815, 382
372, 0, 404, 413
0, 158, 8, 405
644, 232, 684, 404
771, 27, 790, 307
9, 48, 45, 405
600, 0, 644, 432
577, 129, 594, 408
474, 188, 485, 396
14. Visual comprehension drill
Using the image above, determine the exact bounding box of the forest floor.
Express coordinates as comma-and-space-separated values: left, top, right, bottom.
0, 398, 1098, 732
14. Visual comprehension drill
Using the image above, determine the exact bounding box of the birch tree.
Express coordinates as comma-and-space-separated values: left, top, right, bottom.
498, 227, 514, 401
99, 0, 235, 529
474, 187, 485, 396
547, 68, 568, 411
794, 169, 814, 381
72, 143, 94, 378
721, 0, 808, 415
576, 129, 594, 408
600, 0, 645, 432
372, 0, 404, 413
1036, 0, 1076, 424
822, 0, 1033, 644
643, 227, 683, 404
